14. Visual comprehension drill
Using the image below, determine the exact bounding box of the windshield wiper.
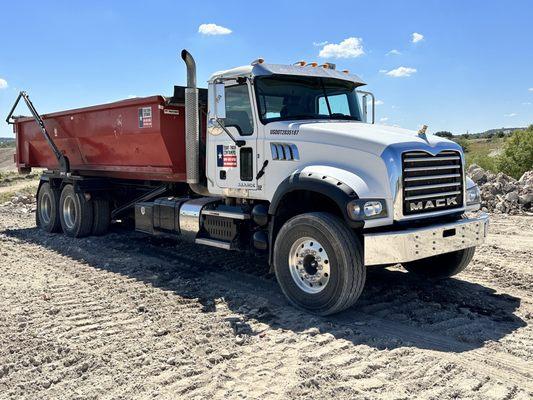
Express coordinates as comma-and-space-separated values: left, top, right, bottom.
270, 114, 326, 122
330, 114, 358, 120
287, 114, 325, 120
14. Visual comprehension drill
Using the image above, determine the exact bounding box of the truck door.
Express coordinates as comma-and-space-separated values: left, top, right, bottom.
212, 82, 258, 191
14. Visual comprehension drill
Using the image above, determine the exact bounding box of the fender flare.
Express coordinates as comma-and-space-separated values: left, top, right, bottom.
268, 171, 361, 228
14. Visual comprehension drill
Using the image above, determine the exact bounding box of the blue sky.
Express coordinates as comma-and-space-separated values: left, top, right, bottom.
1, 0, 532, 137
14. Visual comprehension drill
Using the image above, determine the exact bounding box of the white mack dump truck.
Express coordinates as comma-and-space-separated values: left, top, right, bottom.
12, 50, 489, 315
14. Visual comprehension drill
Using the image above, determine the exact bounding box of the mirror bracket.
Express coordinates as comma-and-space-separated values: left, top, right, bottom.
210, 118, 246, 147
356, 90, 375, 124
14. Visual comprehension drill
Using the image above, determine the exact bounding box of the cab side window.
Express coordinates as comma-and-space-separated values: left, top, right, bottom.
225, 84, 254, 136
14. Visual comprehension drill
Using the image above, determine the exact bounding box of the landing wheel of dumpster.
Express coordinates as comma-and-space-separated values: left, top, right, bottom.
273, 212, 366, 316
36, 182, 62, 233
92, 199, 110, 236
402, 248, 476, 279
59, 184, 94, 238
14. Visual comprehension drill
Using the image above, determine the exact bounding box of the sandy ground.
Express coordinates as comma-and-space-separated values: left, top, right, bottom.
0, 148, 16, 170
0, 202, 531, 399
0, 180, 39, 195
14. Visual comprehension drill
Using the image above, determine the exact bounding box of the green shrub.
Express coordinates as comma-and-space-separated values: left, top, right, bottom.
455, 137, 470, 153
434, 131, 453, 139
496, 125, 533, 179
466, 152, 498, 172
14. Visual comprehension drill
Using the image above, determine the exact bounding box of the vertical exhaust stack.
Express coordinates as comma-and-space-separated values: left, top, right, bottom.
181, 49, 210, 196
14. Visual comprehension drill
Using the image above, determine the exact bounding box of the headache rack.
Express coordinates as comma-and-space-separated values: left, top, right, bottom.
401, 150, 464, 215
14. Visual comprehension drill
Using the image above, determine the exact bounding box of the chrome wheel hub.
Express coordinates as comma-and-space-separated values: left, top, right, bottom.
289, 237, 331, 294
40, 193, 52, 224
63, 195, 76, 230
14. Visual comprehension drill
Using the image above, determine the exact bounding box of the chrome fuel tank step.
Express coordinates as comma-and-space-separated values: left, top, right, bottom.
134, 196, 252, 250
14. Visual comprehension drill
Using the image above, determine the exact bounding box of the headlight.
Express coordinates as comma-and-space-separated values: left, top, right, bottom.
347, 199, 388, 220
466, 185, 481, 205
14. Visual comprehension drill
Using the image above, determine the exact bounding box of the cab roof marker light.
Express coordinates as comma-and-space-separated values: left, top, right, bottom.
251, 58, 265, 65
309, 62, 318, 67
320, 63, 336, 70
342, 69, 350, 74
294, 60, 307, 66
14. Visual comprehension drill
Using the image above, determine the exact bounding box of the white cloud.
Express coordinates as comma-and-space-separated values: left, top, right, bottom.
387, 49, 401, 56
375, 100, 384, 106
127, 95, 138, 99
380, 117, 389, 123
313, 41, 328, 47
529, 88, 533, 92
412, 32, 424, 43
0, 78, 7, 89
386, 66, 417, 78
319, 37, 364, 59
379, 69, 388, 73
522, 102, 532, 105
504, 113, 518, 117
198, 23, 232, 36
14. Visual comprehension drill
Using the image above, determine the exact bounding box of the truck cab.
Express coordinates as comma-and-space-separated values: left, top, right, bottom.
198, 56, 488, 314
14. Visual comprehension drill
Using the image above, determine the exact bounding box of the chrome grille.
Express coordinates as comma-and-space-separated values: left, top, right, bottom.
402, 150, 463, 215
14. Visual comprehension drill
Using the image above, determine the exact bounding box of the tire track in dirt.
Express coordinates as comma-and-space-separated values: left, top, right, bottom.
9, 224, 533, 390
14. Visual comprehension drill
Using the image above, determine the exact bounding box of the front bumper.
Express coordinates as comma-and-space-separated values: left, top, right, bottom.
364, 213, 489, 266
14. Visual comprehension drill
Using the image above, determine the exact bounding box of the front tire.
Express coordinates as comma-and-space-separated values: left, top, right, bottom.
273, 212, 366, 316
59, 185, 94, 238
402, 247, 475, 279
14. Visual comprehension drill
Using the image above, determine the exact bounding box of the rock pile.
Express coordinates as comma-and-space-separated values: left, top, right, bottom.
0, 192, 36, 214
467, 164, 533, 214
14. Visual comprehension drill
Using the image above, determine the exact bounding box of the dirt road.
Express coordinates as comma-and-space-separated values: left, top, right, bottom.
0, 206, 531, 399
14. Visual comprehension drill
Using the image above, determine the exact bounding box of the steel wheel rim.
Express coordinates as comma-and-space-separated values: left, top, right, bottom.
63, 195, 76, 230
40, 193, 52, 225
288, 237, 331, 294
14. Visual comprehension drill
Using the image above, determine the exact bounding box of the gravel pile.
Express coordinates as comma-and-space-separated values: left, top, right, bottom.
0, 192, 36, 213
467, 164, 533, 214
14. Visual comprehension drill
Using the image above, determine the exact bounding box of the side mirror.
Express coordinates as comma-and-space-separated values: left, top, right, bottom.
214, 83, 226, 119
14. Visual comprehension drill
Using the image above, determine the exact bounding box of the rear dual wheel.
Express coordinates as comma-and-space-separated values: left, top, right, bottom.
92, 199, 111, 236
59, 185, 94, 237
36, 182, 110, 237
36, 182, 61, 233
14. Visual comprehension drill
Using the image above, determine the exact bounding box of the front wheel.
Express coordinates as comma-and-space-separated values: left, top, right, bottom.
273, 212, 366, 316
402, 247, 475, 279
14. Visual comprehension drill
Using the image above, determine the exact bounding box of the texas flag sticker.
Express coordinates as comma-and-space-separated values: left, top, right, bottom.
217, 145, 237, 168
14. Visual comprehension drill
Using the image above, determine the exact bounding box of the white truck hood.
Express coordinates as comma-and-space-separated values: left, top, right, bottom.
277, 121, 461, 156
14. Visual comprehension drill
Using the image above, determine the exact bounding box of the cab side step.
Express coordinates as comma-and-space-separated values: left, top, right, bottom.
195, 237, 234, 250
201, 208, 250, 220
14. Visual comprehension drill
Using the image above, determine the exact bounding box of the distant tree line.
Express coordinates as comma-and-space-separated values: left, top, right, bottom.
433, 127, 524, 139
0, 138, 16, 148
434, 125, 532, 178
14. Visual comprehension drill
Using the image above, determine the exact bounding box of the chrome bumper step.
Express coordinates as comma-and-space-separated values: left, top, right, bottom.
364, 213, 489, 266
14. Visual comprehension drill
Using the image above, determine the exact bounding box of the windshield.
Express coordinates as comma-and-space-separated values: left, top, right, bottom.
255, 75, 362, 123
